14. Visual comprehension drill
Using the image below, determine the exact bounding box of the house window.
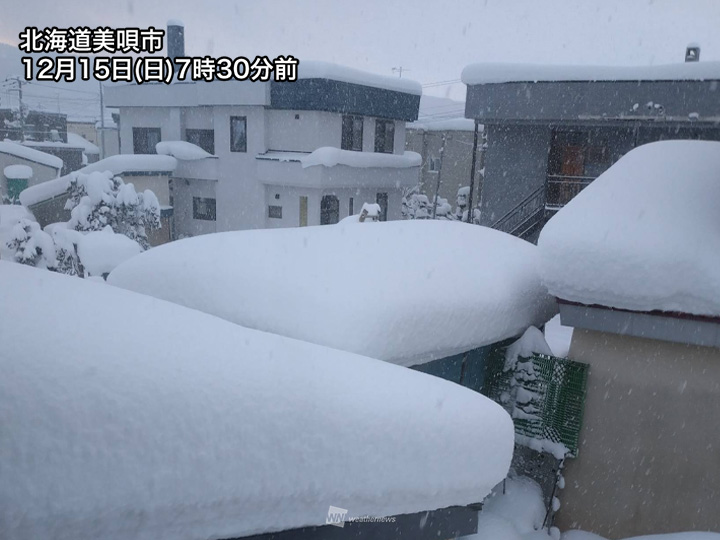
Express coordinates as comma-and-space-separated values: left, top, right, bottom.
374, 119, 395, 154
429, 157, 442, 172
376, 192, 388, 222
132, 127, 161, 154
320, 195, 340, 225
230, 116, 247, 152
546, 130, 610, 208
193, 197, 216, 221
268, 205, 283, 219
185, 129, 215, 154
299, 196, 308, 227
341, 115, 363, 151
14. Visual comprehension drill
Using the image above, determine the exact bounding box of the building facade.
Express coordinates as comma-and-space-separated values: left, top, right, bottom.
405, 118, 479, 205
462, 59, 720, 241
105, 55, 421, 239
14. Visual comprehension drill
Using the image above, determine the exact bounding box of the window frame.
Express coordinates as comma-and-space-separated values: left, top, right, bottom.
268, 205, 283, 219
132, 127, 161, 154
230, 116, 247, 153
341, 115, 364, 151
192, 196, 217, 221
374, 119, 395, 154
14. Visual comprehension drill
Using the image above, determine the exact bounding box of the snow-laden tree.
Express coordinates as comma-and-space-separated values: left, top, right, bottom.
402, 187, 432, 220
5, 218, 57, 269
66, 171, 160, 250
48, 225, 84, 276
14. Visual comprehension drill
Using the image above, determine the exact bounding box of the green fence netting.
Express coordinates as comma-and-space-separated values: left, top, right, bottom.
482, 346, 589, 458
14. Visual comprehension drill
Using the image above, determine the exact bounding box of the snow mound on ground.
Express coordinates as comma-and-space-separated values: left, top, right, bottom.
156, 140, 214, 160
538, 140, 720, 317
0, 261, 514, 540
562, 532, 720, 540
77, 226, 143, 276
3, 164, 32, 179
300, 147, 421, 169
109, 221, 556, 366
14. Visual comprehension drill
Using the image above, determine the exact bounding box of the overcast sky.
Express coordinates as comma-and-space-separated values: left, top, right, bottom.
1, 0, 718, 100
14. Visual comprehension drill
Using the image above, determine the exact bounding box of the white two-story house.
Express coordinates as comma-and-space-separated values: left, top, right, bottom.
104, 31, 421, 238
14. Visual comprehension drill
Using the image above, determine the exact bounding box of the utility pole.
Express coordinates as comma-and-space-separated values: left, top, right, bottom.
99, 81, 106, 160
5, 77, 26, 141
431, 133, 447, 219
466, 120, 480, 223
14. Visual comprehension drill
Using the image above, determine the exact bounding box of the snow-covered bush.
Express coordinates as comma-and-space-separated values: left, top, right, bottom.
402, 188, 432, 220
46, 223, 84, 276
5, 218, 56, 269
66, 171, 160, 250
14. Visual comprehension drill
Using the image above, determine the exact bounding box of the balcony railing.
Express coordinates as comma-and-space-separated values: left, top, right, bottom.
545, 175, 594, 209
491, 185, 546, 236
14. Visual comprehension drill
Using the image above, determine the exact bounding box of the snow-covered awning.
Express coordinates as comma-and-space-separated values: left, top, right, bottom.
461, 61, 720, 85
0, 140, 63, 170
303, 148, 420, 169
156, 140, 216, 160
0, 261, 514, 539
19, 154, 177, 207
109, 221, 556, 366
538, 140, 720, 318
407, 118, 481, 132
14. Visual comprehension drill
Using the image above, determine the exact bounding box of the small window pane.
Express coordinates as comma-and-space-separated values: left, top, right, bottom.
268, 205, 283, 219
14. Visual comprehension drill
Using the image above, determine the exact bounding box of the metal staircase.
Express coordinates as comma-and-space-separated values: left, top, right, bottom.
490, 185, 547, 241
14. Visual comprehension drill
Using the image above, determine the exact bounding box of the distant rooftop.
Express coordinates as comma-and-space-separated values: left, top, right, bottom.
462, 61, 720, 85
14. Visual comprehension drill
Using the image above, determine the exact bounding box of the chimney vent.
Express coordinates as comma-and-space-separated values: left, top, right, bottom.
685, 43, 700, 63
167, 20, 185, 61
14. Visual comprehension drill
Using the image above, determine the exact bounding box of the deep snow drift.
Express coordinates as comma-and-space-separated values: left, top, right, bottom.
538, 140, 720, 317
109, 220, 556, 366
0, 261, 514, 540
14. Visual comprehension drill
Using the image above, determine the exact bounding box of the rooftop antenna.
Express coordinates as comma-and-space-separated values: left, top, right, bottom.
392, 67, 410, 78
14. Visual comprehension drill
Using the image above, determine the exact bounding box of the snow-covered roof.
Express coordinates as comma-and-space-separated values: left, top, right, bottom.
461, 61, 720, 85
67, 132, 100, 155
0, 140, 63, 170
77, 227, 143, 276
300, 147, 421, 169
3, 164, 33, 180
407, 118, 480, 132
0, 261, 514, 539
22, 140, 84, 150
19, 154, 177, 207
109, 221, 556, 366
167, 18, 184, 26
299, 61, 422, 95
538, 140, 720, 318
156, 140, 215, 160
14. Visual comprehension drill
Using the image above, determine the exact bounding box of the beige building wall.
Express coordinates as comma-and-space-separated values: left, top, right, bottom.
556, 328, 720, 538
405, 128, 476, 204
